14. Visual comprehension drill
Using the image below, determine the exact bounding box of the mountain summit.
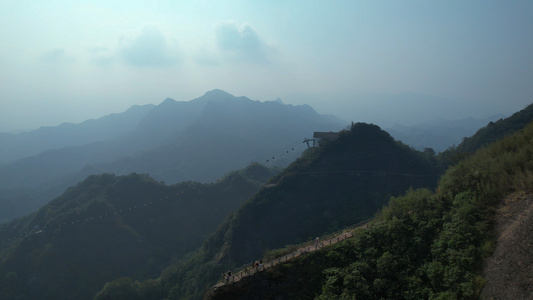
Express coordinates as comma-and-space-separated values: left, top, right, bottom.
0, 90, 346, 221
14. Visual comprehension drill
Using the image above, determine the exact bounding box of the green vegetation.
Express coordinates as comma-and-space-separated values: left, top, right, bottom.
3, 101, 532, 300
0, 163, 276, 300
319, 121, 533, 299
106, 122, 440, 299
210, 120, 533, 300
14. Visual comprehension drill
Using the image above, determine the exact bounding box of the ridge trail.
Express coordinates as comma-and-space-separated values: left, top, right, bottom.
214, 219, 372, 288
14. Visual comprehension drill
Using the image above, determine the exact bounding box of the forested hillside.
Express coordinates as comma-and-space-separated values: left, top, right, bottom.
0, 163, 276, 300
96, 122, 440, 299
2, 103, 530, 300
207, 119, 533, 299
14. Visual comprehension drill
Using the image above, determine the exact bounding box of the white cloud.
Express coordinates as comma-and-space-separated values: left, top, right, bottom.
118, 25, 181, 67
215, 21, 271, 63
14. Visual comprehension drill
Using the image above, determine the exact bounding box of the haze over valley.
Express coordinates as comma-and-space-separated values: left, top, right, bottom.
1, 1, 532, 300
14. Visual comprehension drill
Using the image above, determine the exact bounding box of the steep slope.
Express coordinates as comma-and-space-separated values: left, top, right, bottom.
214, 123, 439, 266
207, 119, 533, 300
105, 122, 440, 300
0, 90, 344, 221
0, 163, 276, 300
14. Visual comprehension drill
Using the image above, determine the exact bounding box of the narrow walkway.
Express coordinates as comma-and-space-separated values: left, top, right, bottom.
214, 221, 371, 288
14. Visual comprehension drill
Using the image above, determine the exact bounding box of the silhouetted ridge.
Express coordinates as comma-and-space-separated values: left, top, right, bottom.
0, 90, 344, 221
161, 97, 176, 104
120, 122, 440, 299
202, 89, 235, 101
208, 121, 533, 300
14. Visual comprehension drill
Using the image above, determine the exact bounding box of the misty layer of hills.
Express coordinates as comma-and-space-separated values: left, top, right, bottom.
0, 122, 440, 300
206, 104, 533, 300
99, 103, 532, 300
0, 90, 345, 221
0, 90, 505, 222
385, 115, 505, 152
0, 97, 531, 299
0, 104, 156, 165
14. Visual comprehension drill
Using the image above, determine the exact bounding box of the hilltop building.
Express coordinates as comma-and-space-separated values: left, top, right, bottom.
303, 131, 340, 148
313, 131, 339, 143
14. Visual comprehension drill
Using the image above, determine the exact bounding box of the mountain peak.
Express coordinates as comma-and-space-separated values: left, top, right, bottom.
161, 97, 176, 105
203, 89, 234, 99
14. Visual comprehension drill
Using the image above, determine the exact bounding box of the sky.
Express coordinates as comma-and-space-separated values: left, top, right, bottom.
1, 0, 532, 132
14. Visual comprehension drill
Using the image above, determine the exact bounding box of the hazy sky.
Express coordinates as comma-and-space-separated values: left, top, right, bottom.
1, 1, 532, 132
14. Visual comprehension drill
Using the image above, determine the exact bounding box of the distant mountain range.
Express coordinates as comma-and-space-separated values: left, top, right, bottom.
131, 122, 441, 299
0, 104, 155, 165
386, 115, 506, 152
0, 89, 345, 221
0, 89, 518, 222
1, 100, 530, 300
97, 103, 533, 300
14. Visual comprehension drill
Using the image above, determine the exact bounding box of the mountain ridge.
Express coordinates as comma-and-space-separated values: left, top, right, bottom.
116, 122, 440, 299
0, 90, 345, 221
0, 104, 155, 165
205, 108, 533, 300
0, 163, 278, 300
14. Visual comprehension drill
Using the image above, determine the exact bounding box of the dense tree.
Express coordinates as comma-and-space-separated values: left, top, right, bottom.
0, 164, 276, 300
121, 122, 441, 299
209, 120, 533, 300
